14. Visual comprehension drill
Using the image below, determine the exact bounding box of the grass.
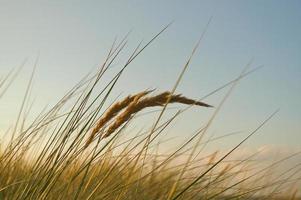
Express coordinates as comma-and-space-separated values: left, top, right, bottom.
0, 27, 300, 200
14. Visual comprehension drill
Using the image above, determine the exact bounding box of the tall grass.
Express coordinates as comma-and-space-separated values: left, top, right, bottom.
0, 27, 300, 200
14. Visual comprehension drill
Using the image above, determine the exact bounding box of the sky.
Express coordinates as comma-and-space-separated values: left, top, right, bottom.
0, 0, 300, 154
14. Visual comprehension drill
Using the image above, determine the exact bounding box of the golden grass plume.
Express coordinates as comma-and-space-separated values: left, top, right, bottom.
85, 90, 212, 147
85, 90, 152, 147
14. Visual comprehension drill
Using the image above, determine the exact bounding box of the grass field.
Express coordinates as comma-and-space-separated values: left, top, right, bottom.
0, 30, 300, 200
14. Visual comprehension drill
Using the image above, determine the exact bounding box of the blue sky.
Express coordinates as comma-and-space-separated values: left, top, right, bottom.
0, 0, 300, 151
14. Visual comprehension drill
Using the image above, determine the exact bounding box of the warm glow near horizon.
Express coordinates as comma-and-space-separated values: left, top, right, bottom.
0, 1, 301, 198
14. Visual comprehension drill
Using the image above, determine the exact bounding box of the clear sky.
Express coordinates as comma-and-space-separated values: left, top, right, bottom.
0, 0, 300, 153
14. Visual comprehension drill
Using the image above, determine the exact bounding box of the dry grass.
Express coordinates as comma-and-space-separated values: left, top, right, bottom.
0, 28, 300, 200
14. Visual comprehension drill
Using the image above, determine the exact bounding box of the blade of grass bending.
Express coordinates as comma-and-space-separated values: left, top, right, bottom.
0, 60, 25, 98
167, 57, 254, 199
207, 151, 301, 199
144, 17, 212, 151
10, 58, 37, 144
134, 18, 212, 195
171, 109, 279, 200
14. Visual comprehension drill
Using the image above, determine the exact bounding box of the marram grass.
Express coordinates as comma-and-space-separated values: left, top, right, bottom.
0, 29, 300, 200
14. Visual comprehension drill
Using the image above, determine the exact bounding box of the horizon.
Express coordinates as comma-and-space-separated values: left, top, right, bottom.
1, 1, 301, 198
